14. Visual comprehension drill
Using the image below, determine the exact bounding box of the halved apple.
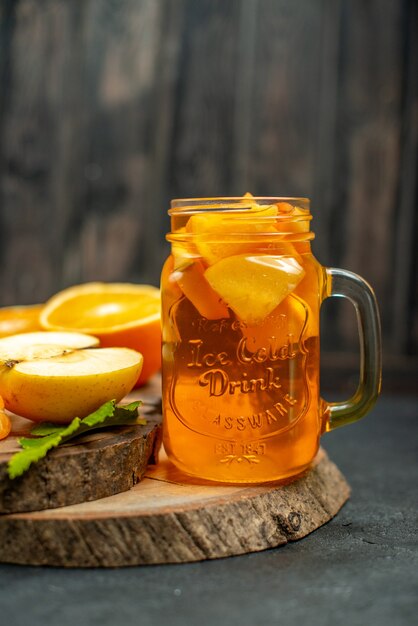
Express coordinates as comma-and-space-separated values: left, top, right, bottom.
0, 331, 143, 423
0, 331, 99, 362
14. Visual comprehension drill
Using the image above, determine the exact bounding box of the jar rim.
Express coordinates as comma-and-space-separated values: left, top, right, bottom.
170, 197, 310, 213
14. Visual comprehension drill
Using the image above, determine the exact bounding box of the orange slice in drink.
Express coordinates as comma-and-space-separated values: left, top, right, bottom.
276, 202, 310, 234
186, 195, 302, 266
171, 228, 229, 319
0, 304, 43, 338
40, 283, 161, 386
204, 254, 305, 324
175, 261, 230, 320
186, 197, 280, 266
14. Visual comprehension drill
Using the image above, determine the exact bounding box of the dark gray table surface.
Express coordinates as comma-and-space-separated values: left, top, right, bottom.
0, 394, 417, 626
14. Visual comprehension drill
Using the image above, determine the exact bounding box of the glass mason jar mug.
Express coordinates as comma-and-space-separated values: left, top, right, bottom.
161, 197, 381, 483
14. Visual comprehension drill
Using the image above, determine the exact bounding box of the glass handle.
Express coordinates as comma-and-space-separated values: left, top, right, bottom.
321, 268, 382, 431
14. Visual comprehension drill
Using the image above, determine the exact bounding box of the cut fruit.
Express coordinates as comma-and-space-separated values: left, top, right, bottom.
0, 331, 99, 362
40, 283, 161, 386
174, 261, 229, 320
0, 331, 142, 423
0, 396, 11, 440
241, 293, 313, 354
161, 256, 183, 343
275, 202, 310, 234
204, 254, 305, 324
0, 304, 43, 338
185, 196, 304, 266
170, 227, 229, 319
186, 199, 280, 266
171, 227, 197, 270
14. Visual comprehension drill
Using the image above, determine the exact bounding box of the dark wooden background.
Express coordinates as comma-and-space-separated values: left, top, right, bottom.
0, 0, 417, 391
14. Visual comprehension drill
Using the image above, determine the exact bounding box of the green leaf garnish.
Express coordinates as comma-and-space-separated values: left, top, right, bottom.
7, 400, 145, 479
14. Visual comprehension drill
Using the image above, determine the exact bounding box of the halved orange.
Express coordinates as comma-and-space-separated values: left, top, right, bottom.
0, 304, 43, 338
40, 283, 161, 386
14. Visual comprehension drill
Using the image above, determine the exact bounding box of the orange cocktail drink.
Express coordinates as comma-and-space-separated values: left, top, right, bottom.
161, 196, 381, 483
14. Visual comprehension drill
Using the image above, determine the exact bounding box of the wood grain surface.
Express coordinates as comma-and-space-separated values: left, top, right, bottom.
0, 447, 350, 567
0, 382, 162, 514
0, 0, 416, 379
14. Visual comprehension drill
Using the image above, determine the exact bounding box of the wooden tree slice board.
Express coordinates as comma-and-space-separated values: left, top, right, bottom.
0, 381, 162, 514
0, 447, 350, 567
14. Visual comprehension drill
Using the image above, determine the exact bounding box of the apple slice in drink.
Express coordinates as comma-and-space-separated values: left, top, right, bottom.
204, 254, 305, 325
0, 331, 143, 423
